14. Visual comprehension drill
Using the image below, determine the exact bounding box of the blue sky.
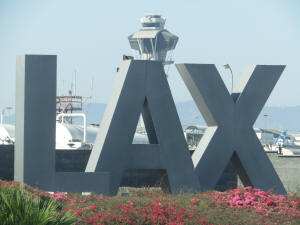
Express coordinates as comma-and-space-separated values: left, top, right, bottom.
0, 0, 300, 112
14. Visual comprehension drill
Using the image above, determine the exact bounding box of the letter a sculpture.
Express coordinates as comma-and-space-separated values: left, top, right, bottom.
86, 60, 200, 196
176, 64, 286, 194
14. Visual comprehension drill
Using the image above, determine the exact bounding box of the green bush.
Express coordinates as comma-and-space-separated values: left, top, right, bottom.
0, 184, 77, 225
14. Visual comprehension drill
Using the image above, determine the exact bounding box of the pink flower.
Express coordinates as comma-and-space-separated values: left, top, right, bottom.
68, 199, 76, 206
258, 216, 264, 222
87, 205, 97, 211
279, 209, 284, 214
244, 186, 253, 191
176, 215, 185, 221
95, 213, 102, 218
128, 200, 135, 207
200, 218, 207, 223
190, 198, 200, 204
255, 206, 264, 213
74, 209, 81, 215
65, 208, 74, 212
266, 198, 275, 206
245, 199, 253, 205
278, 195, 285, 201
187, 211, 195, 217
52, 192, 67, 200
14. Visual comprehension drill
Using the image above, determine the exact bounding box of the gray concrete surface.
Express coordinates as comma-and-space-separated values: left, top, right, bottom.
267, 153, 300, 193
176, 64, 286, 194
86, 60, 200, 195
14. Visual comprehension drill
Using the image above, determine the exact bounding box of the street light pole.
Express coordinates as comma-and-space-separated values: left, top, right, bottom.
263, 114, 269, 129
1, 106, 13, 124
223, 64, 234, 93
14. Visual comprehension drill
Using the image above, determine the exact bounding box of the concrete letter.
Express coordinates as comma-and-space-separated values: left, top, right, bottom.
86, 60, 200, 195
176, 64, 286, 194
15, 55, 109, 194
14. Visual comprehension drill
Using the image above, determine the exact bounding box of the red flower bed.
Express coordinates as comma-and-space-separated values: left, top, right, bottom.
55, 187, 300, 225
1, 179, 299, 224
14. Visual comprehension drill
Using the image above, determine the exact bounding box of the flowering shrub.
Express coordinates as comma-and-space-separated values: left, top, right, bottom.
212, 186, 300, 222
59, 187, 299, 225
1, 179, 300, 224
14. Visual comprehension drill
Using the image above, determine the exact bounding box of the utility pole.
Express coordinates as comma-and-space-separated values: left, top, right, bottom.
224, 64, 234, 93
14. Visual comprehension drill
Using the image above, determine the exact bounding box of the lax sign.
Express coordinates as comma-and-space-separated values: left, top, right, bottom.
14, 55, 286, 195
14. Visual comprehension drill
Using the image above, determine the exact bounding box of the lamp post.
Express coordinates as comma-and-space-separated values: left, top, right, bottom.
263, 114, 269, 129
0, 106, 13, 124
223, 64, 234, 93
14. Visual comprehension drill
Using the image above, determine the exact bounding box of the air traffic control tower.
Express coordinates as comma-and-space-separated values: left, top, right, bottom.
128, 14, 178, 65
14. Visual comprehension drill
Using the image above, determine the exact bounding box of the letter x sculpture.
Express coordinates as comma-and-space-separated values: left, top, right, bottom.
176, 64, 286, 195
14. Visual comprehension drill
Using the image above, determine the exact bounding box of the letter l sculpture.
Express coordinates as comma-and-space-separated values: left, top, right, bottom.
15, 55, 110, 194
